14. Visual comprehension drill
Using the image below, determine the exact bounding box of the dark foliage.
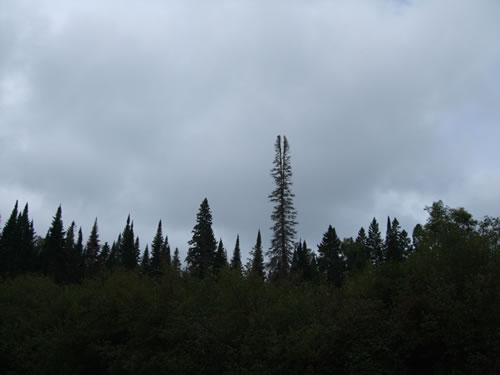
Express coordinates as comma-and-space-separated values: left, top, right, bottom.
268, 135, 297, 281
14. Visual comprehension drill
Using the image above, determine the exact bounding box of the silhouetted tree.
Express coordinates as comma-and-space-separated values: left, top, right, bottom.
0, 201, 19, 276
268, 135, 297, 280
344, 228, 371, 273
17, 203, 36, 274
186, 198, 217, 278
141, 245, 151, 274
249, 230, 265, 279
42, 206, 66, 283
367, 218, 384, 266
84, 219, 101, 277
214, 238, 228, 273
120, 215, 138, 269
230, 235, 242, 274
291, 240, 316, 282
99, 242, 110, 270
317, 225, 345, 286
172, 247, 181, 272
151, 220, 164, 272
385, 217, 406, 262
162, 234, 171, 266
65, 221, 81, 282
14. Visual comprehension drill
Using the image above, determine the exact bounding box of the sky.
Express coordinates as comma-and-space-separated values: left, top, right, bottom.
1, 0, 500, 261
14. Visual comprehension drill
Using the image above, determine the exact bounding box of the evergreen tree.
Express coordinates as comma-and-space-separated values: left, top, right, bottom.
399, 229, 412, 258
317, 225, 345, 286
17, 203, 36, 274
99, 242, 111, 270
344, 227, 371, 272
64, 221, 79, 282
385, 217, 405, 262
151, 220, 164, 271
268, 135, 297, 280
141, 245, 151, 274
134, 237, 141, 266
230, 235, 242, 274
249, 230, 265, 279
120, 216, 138, 269
0, 201, 19, 276
84, 219, 101, 277
172, 247, 181, 272
106, 241, 119, 270
214, 238, 228, 272
162, 234, 171, 266
75, 227, 84, 280
42, 206, 66, 283
291, 240, 316, 281
367, 218, 384, 266
186, 198, 217, 278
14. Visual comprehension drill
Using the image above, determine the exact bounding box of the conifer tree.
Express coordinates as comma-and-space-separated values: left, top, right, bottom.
0, 201, 19, 276
120, 215, 138, 269
230, 235, 242, 274
99, 242, 111, 269
42, 206, 66, 283
385, 217, 405, 262
367, 218, 384, 266
214, 238, 228, 272
85, 219, 101, 277
249, 230, 265, 279
290, 240, 316, 282
134, 237, 141, 266
317, 225, 345, 286
186, 198, 217, 278
268, 135, 297, 280
106, 241, 119, 270
141, 245, 151, 274
151, 220, 164, 272
64, 221, 79, 282
172, 247, 181, 272
344, 227, 371, 272
162, 235, 171, 266
75, 227, 84, 280
17, 203, 36, 274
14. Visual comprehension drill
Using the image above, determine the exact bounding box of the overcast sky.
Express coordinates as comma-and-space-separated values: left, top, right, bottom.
1, 0, 499, 261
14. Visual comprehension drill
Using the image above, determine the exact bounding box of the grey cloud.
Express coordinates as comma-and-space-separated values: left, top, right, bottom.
1, 0, 499, 259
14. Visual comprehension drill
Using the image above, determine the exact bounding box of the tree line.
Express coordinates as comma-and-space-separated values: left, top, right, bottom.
1, 136, 500, 372
0, 135, 496, 287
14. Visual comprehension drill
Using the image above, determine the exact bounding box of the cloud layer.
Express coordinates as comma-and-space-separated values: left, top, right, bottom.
1, 0, 500, 259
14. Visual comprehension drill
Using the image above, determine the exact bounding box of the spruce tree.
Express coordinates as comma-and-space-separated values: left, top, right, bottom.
385, 217, 404, 262
75, 228, 84, 280
64, 221, 79, 282
186, 198, 217, 278
99, 242, 111, 269
214, 238, 228, 272
230, 235, 242, 274
343, 227, 370, 272
42, 206, 66, 283
18, 203, 36, 274
84, 219, 101, 277
268, 135, 297, 280
0, 201, 19, 276
151, 220, 164, 272
172, 247, 181, 272
141, 245, 151, 274
120, 215, 138, 269
317, 225, 345, 286
290, 240, 316, 282
162, 235, 171, 266
106, 241, 119, 270
249, 230, 265, 279
367, 218, 384, 266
